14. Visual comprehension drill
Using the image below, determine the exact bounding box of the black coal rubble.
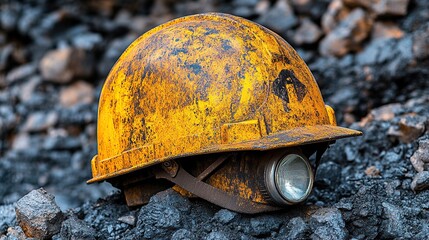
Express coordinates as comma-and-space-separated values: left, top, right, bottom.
0, 204, 16, 234
1, 0, 429, 239
311, 22, 429, 124
309, 208, 348, 240
59, 216, 97, 240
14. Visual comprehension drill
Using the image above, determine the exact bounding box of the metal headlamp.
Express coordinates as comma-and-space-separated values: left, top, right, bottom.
264, 152, 314, 205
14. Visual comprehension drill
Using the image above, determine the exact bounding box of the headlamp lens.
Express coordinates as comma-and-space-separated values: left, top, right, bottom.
275, 154, 313, 203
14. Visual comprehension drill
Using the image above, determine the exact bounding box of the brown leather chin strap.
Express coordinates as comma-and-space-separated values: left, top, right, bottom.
154, 159, 281, 214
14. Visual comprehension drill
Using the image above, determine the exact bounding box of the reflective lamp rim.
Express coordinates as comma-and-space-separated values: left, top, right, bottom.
264, 152, 314, 205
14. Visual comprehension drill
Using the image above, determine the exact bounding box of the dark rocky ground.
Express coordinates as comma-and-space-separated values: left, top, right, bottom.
1, 0, 429, 239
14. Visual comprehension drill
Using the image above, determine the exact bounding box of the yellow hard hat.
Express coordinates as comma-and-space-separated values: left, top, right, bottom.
88, 13, 361, 213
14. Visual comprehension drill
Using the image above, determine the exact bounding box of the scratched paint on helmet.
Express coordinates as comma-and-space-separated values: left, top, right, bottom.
89, 13, 361, 183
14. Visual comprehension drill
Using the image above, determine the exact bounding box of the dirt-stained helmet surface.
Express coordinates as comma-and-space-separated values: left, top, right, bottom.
89, 13, 361, 213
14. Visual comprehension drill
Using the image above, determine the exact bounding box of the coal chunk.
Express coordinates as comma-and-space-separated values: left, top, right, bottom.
2, 226, 27, 239
137, 203, 181, 239
310, 208, 348, 240
15, 188, 64, 239
0, 4, 20, 31
71, 32, 103, 50
380, 202, 409, 238
148, 189, 191, 213
249, 215, 282, 237
281, 217, 309, 239
60, 216, 96, 240
205, 231, 229, 240
411, 171, 429, 191
172, 229, 196, 240
22, 111, 58, 132
213, 209, 237, 225
0, 204, 16, 234
5, 63, 37, 84
413, 23, 429, 60
290, 0, 329, 19
316, 161, 342, 188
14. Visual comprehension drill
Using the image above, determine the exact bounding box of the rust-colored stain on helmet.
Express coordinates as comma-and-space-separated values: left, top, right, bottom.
88, 13, 361, 214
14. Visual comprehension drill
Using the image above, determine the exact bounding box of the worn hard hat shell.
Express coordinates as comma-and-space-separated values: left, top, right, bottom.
89, 13, 361, 183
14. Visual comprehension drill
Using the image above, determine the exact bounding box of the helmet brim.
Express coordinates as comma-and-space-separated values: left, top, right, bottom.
209, 124, 362, 152
88, 125, 361, 183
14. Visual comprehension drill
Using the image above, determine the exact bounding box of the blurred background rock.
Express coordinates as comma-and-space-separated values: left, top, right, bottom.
0, 0, 429, 239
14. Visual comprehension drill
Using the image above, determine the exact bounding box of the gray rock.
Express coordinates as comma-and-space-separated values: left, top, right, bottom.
172, 229, 196, 240
18, 7, 43, 34
344, 0, 409, 16
411, 171, 429, 191
310, 208, 348, 240
59, 81, 95, 108
0, 105, 17, 135
137, 203, 181, 239
5, 63, 37, 84
60, 216, 96, 240
0, 44, 13, 71
410, 140, 429, 172
232, 6, 254, 18
39, 48, 93, 83
233, 0, 259, 7
415, 223, 429, 239
71, 32, 103, 50
281, 217, 309, 240
213, 209, 237, 225
118, 215, 136, 226
15, 188, 64, 239
382, 151, 402, 163
290, 0, 328, 19
356, 38, 395, 65
413, 24, 429, 60
42, 136, 82, 151
380, 202, 408, 238
249, 215, 282, 237
18, 76, 42, 103
387, 115, 427, 143
22, 111, 58, 132
321, 0, 352, 34
334, 200, 353, 211
320, 8, 373, 57
0, 204, 16, 234
257, 0, 297, 34
205, 231, 229, 240
1, 226, 27, 240
293, 18, 322, 45
0, 5, 19, 31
